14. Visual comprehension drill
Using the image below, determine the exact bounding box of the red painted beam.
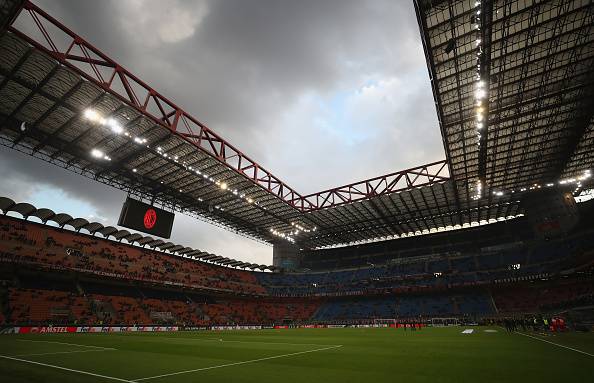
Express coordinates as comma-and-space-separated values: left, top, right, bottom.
292, 160, 449, 211
7, 1, 450, 214
9, 0, 309, 209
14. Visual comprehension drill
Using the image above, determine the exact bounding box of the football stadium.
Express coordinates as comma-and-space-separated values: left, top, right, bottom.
1, 0, 594, 382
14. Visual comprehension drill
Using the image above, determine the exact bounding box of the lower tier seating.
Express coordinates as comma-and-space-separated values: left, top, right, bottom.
3, 275, 592, 326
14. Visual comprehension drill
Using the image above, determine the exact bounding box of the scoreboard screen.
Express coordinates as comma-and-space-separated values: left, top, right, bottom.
117, 197, 174, 238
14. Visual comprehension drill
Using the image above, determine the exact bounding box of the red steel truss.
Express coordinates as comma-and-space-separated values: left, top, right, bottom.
294, 160, 449, 211
8, 1, 307, 207
4, 1, 450, 213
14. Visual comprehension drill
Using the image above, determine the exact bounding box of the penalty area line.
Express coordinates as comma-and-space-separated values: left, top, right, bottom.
0, 354, 133, 382
515, 332, 594, 357
132, 344, 343, 382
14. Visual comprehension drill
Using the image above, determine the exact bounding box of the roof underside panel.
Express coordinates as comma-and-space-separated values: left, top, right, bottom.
303, 179, 522, 248
417, 0, 594, 197
0, 30, 306, 243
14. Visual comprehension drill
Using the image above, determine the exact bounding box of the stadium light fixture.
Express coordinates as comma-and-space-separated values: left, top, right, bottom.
269, 227, 295, 243
90, 148, 111, 161
474, 88, 486, 100
471, 0, 487, 200
85, 109, 153, 148
473, 180, 483, 200
84, 108, 101, 122
559, 170, 591, 185
91, 148, 103, 158
106, 118, 123, 134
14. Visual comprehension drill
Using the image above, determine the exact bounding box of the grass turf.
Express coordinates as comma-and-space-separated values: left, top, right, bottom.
0, 327, 593, 383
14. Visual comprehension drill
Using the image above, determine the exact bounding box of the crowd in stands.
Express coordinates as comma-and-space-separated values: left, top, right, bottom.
2, 215, 593, 301
0, 213, 593, 327
7, 288, 97, 325
311, 291, 496, 322
1, 275, 321, 326
0, 216, 266, 296
2, 272, 592, 327
492, 280, 594, 313
256, 231, 594, 296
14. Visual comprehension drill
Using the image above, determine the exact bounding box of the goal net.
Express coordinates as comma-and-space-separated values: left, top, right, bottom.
430, 318, 459, 327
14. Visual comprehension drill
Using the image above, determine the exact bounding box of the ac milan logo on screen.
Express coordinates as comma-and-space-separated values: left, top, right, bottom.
143, 208, 157, 229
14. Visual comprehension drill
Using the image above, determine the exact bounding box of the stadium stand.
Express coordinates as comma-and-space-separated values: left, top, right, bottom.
0, 214, 267, 296
1, 201, 593, 327
0, 0, 593, 332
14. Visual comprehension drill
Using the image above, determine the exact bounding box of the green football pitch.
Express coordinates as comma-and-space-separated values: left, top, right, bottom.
0, 327, 593, 383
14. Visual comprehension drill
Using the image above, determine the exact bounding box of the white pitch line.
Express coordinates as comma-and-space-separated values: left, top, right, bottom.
0, 354, 133, 382
516, 332, 594, 357
203, 338, 343, 347
16, 339, 113, 350
154, 336, 341, 347
13, 348, 117, 357
132, 344, 343, 382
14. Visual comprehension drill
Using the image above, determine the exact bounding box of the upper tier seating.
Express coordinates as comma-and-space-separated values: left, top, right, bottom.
0, 216, 266, 295
1, 215, 593, 300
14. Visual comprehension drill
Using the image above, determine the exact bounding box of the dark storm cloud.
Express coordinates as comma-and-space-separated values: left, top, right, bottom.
34, 0, 431, 166
0, 147, 121, 216
0, 0, 444, 263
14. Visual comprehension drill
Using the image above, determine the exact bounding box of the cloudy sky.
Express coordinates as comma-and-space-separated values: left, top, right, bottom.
0, 0, 444, 264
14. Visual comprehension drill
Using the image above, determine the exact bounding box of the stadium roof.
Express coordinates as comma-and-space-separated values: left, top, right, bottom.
414, 0, 594, 201
0, 0, 592, 250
